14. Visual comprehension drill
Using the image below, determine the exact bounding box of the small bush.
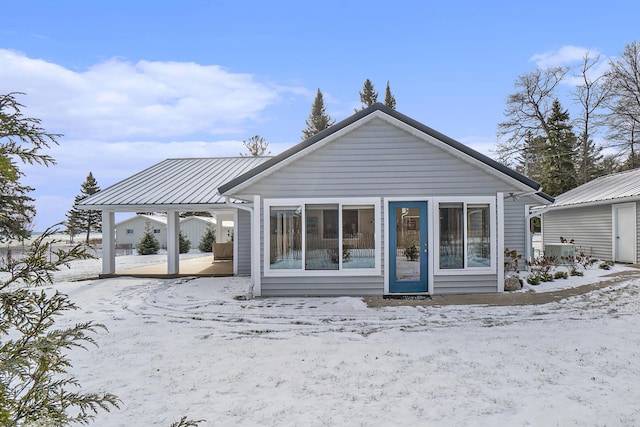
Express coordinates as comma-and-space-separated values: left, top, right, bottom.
540, 273, 554, 282
179, 231, 191, 254
198, 226, 216, 252
553, 271, 568, 280
570, 268, 584, 277
137, 228, 160, 255
526, 275, 541, 285
599, 261, 614, 270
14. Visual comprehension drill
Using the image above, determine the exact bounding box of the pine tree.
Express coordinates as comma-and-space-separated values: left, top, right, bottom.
301, 89, 335, 140
357, 79, 378, 111
137, 224, 161, 255
66, 172, 101, 243
384, 81, 396, 109
1, 92, 119, 425
179, 231, 191, 254
539, 99, 579, 196
198, 226, 216, 252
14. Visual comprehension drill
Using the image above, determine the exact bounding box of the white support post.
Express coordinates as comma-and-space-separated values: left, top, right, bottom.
167, 211, 179, 275
233, 209, 238, 276
252, 195, 261, 297
497, 193, 505, 292
102, 211, 116, 275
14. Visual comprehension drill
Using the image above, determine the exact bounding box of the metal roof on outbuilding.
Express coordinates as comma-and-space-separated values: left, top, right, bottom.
548, 168, 640, 208
77, 157, 270, 211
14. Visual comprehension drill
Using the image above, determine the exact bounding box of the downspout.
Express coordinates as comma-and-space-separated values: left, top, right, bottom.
224, 196, 255, 299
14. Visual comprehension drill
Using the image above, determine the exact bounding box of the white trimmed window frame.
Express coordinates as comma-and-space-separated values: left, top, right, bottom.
263, 197, 381, 277
434, 196, 497, 275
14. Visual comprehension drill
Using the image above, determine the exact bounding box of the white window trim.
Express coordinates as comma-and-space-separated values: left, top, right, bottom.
263, 197, 381, 277
433, 196, 497, 276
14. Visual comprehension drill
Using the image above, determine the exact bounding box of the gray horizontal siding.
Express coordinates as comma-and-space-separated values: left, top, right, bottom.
433, 275, 498, 294
542, 205, 612, 261
261, 276, 383, 297
236, 210, 251, 276
244, 118, 541, 296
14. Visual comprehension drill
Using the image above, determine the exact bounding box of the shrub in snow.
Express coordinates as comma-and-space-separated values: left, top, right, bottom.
137, 229, 160, 255
179, 231, 191, 254
198, 226, 216, 252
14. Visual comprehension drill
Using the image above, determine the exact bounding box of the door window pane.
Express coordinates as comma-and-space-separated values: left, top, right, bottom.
269, 207, 302, 269
395, 207, 421, 280
306, 204, 339, 270
343, 206, 375, 269
439, 203, 463, 269
467, 204, 490, 267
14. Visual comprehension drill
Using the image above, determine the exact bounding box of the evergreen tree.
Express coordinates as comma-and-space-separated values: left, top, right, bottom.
198, 226, 216, 252
66, 172, 101, 243
357, 79, 378, 111
384, 81, 396, 110
1, 92, 119, 425
239, 134, 270, 157
137, 224, 161, 255
539, 99, 579, 196
179, 231, 191, 254
301, 89, 335, 140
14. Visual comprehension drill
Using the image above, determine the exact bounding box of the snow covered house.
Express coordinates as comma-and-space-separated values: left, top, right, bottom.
541, 168, 640, 264
77, 103, 552, 296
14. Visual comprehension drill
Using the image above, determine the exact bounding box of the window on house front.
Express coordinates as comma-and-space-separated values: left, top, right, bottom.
265, 199, 379, 275
438, 200, 493, 270
153, 229, 161, 234
269, 207, 302, 269
126, 229, 134, 234
342, 206, 375, 269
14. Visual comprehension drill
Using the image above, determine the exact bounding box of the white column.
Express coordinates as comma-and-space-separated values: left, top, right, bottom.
233, 209, 239, 275
102, 211, 115, 275
497, 193, 505, 292
167, 211, 179, 275
252, 195, 261, 297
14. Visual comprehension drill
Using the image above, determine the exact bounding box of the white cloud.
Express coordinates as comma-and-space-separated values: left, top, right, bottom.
0, 49, 295, 140
530, 45, 611, 86
530, 45, 592, 68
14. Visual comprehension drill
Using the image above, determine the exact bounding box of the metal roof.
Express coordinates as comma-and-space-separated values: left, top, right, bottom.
77, 157, 270, 211
218, 103, 553, 202
549, 168, 640, 208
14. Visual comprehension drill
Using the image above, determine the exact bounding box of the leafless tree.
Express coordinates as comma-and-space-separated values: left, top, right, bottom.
496, 66, 569, 166
571, 53, 611, 183
604, 41, 640, 169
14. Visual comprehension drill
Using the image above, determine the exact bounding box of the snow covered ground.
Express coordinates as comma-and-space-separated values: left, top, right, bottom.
14, 255, 640, 425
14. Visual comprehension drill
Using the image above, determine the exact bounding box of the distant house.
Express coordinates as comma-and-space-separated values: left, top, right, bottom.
180, 215, 234, 248
541, 168, 640, 264
115, 214, 167, 248
78, 104, 552, 296
115, 214, 234, 249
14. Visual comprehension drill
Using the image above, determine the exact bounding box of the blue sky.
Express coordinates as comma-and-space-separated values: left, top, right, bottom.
2, 0, 639, 230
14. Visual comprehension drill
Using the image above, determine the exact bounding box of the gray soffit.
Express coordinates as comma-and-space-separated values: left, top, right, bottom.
550, 168, 640, 208
77, 157, 270, 210
218, 102, 551, 200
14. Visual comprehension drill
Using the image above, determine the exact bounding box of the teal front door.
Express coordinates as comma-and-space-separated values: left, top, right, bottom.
389, 201, 428, 293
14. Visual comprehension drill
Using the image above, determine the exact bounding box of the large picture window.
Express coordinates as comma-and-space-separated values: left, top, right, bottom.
438, 199, 494, 271
265, 199, 379, 275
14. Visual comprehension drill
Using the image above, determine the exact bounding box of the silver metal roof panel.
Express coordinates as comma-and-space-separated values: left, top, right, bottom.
77, 157, 270, 210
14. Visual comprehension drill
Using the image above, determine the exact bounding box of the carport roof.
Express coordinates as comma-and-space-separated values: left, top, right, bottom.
77, 157, 270, 211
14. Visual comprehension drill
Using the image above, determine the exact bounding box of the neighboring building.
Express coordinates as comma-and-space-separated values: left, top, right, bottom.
78, 104, 552, 296
541, 168, 640, 264
115, 214, 168, 248
115, 214, 235, 249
